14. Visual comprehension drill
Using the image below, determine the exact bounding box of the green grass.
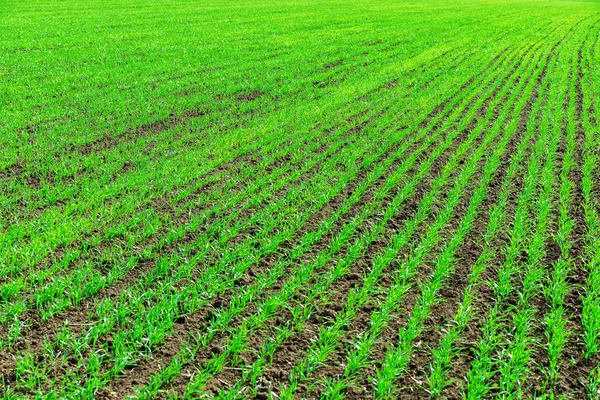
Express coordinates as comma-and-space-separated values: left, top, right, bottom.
1, 0, 600, 398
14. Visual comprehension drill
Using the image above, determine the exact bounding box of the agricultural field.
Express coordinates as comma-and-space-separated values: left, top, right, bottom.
1, 0, 600, 398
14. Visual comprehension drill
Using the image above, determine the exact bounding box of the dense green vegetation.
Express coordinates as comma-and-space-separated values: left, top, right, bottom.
1, 0, 600, 398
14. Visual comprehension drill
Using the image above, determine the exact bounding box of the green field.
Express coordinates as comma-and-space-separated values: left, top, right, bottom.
1, 0, 600, 398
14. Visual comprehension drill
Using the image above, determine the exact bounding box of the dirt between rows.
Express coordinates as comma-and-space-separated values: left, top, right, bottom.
5, 24, 600, 398
285, 60, 518, 399
292, 141, 490, 398
439, 29, 561, 398
0, 92, 401, 397
341, 48, 538, 399
0, 87, 273, 233
95, 93, 440, 399
527, 45, 578, 399
398, 58, 542, 399
0, 101, 364, 317
523, 18, 599, 399
0, 39, 517, 398
207, 136, 463, 398
447, 19, 599, 398
120, 46, 518, 399
392, 81, 535, 400
94, 54, 490, 393
0, 112, 368, 380
545, 18, 600, 398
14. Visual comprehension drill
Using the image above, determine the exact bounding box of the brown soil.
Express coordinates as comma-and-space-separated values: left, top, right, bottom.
0, 123, 350, 348
4, 18, 599, 400
91, 59, 492, 398
237, 90, 264, 102
77, 107, 206, 156
350, 62, 531, 399
548, 18, 600, 399
435, 20, 594, 398
1, 103, 392, 397
0, 162, 24, 181
323, 60, 343, 70
382, 36, 548, 400
94, 135, 389, 398
106, 103, 438, 398
2, 108, 364, 312
396, 48, 543, 398
201, 51, 519, 399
